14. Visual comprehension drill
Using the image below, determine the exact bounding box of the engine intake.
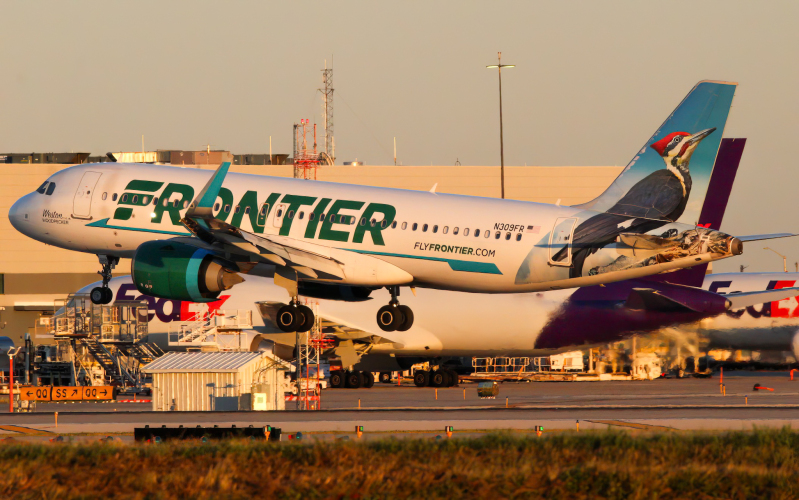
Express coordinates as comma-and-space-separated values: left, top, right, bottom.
131, 241, 243, 302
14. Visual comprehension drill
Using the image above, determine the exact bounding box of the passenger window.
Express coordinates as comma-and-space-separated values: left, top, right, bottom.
112, 193, 118, 201
173, 199, 180, 207
260, 204, 268, 216
401, 222, 407, 230
453, 227, 459, 235
474, 229, 480, 237
495, 231, 501, 239
121, 194, 128, 203
299, 212, 305, 220
381, 220, 387, 228
412, 223, 418, 231
153, 197, 158, 205
484, 230, 489, 238
142, 196, 149, 205
422, 224, 428, 232
443, 226, 449, 234
330, 214, 336, 222
102, 192, 107, 200
287, 210, 294, 219
36, 182, 48, 194
163, 198, 169, 206
309, 212, 315, 221
392, 221, 397, 229
370, 218, 377, 227
46, 183, 56, 195
132, 195, 138, 204
245, 207, 251, 215
235, 205, 241, 214
360, 217, 366, 226
214, 203, 220, 211
505, 232, 512, 240
432, 225, 438, 233
516, 233, 522, 241
224, 205, 231, 213
276, 208, 283, 217
464, 228, 470, 236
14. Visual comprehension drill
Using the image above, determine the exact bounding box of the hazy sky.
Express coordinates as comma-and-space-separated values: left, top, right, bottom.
2, 1, 798, 273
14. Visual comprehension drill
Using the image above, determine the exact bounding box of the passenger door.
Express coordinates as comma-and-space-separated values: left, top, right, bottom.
72, 171, 102, 219
548, 217, 578, 267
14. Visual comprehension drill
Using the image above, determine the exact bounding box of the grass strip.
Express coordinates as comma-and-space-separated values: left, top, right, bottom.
2, 428, 799, 499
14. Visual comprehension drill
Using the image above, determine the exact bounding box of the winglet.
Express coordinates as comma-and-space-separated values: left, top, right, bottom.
186, 162, 230, 219
429, 183, 438, 194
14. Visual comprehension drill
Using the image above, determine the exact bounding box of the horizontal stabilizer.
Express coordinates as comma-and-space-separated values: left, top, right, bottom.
735, 233, 797, 242
724, 288, 799, 310
626, 288, 700, 313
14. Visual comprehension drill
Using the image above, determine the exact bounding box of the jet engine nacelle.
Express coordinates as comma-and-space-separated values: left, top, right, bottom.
131, 241, 243, 302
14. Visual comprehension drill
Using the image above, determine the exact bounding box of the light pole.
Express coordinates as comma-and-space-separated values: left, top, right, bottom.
7, 347, 20, 413
487, 52, 515, 199
763, 247, 788, 272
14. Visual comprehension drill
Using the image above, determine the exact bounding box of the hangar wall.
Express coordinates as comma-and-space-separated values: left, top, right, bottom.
0, 163, 623, 345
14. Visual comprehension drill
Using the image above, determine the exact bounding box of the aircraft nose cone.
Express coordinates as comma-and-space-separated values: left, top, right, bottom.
9, 194, 33, 236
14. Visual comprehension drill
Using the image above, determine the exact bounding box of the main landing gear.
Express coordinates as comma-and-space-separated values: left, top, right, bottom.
276, 299, 316, 333
413, 368, 459, 388
329, 370, 375, 389
377, 286, 414, 332
90, 255, 119, 305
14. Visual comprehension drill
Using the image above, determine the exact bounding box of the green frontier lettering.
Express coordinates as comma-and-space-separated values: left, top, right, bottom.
229, 191, 280, 234
352, 203, 396, 246
319, 200, 365, 242
151, 183, 195, 225
278, 194, 317, 236
304, 198, 331, 238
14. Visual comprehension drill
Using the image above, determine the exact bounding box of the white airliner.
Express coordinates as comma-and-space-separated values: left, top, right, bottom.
77, 273, 799, 388
8, 81, 793, 336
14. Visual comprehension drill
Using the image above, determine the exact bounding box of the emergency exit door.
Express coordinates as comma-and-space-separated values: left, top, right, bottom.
548, 217, 578, 267
72, 171, 102, 219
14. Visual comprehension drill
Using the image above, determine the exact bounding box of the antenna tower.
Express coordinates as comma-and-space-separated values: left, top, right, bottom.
320, 60, 335, 163
293, 119, 320, 179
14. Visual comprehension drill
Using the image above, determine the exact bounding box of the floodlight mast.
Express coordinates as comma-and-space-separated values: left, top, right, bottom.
486, 52, 515, 199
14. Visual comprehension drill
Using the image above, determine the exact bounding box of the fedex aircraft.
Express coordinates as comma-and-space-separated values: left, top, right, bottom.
8, 81, 793, 338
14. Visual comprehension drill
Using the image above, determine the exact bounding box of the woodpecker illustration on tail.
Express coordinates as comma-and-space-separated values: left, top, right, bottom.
553, 127, 716, 277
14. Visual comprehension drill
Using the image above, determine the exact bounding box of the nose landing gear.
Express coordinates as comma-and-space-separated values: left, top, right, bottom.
377, 286, 414, 332
90, 255, 119, 305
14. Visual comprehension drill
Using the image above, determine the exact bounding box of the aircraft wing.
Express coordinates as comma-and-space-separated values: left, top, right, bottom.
180, 162, 346, 281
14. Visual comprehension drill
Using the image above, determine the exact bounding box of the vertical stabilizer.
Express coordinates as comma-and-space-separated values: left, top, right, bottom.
576, 81, 737, 226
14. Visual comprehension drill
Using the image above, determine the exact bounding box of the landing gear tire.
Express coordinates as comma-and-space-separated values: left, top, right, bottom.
379, 372, 392, 384
276, 305, 299, 332
430, 370, 447, 388
362, 372, 375, 389
90, 287, 112, 305
297, 305, 315, 332
377, 305, 404, 332
445, 369, 459, 387
330, 371, 345, 388
414, 370, 429, 388
346, 371, 363, 389
397, 305, 414, 331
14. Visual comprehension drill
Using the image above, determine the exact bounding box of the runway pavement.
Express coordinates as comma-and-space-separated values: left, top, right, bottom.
1, 372, 797, 436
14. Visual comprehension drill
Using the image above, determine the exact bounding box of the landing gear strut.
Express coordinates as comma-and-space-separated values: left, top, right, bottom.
276, 299, 315, 333
377, 286, 413, 332
90, 255, 119, 305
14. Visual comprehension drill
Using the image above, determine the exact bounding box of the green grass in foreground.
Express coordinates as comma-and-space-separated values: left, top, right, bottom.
3, 429, 799, 499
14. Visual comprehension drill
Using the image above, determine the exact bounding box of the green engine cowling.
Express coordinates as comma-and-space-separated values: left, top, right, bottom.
131, 241, 244, 302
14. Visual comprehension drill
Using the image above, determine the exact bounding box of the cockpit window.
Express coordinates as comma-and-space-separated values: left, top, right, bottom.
36, 181, 48, 194
45, 182, 56, 195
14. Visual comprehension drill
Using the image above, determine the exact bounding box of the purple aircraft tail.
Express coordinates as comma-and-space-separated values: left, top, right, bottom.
643, 137, 746, 287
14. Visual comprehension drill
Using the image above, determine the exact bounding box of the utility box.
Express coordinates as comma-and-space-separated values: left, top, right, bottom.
143, 352, 292, 411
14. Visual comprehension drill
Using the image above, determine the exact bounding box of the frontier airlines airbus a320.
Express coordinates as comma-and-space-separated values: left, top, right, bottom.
9, 81, 794, 333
